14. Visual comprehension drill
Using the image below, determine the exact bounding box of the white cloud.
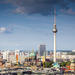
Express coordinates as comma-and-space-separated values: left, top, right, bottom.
0, 26, 13, 33
13, 7, 25, 14
0, 27, 7, 33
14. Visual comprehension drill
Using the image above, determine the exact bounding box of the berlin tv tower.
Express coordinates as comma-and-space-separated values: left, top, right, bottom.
52, 9, 57, 63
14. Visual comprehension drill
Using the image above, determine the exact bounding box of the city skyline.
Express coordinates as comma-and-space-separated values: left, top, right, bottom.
0, 0, 75, 50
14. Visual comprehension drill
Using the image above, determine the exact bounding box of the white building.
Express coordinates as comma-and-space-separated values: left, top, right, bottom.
2, 50, 9, 61
15, 50, 20, 56
19, 50, 25, 64
9, 51, 16, 64
61, 55, 75, 61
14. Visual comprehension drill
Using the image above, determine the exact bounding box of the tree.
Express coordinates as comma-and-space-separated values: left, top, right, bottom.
60, 61, 71, 67
60, 62, 66, 67
66, 61, 71, 66
45, 61, 53, 68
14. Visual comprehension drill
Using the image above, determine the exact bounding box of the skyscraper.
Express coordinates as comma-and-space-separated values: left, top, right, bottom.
38, 44, 46, 56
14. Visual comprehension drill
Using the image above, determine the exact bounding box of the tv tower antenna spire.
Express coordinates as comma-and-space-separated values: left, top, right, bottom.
52, 8, 57, 63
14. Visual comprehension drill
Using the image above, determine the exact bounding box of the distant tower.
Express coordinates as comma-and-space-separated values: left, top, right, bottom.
52, 9, 57, 62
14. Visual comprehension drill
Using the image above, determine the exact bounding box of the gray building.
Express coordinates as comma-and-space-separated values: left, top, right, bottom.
38, 45, 46, 56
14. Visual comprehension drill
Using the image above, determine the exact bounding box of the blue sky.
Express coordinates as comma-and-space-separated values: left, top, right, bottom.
0, 0, 75, 50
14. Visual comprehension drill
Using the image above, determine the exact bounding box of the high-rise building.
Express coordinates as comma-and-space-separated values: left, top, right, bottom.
38, 44, 46, 56
2, 50, 9, 61
15, 50, 19, 64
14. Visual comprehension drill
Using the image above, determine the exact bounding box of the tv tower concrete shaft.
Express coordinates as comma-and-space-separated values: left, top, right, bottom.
52, 9, 57, 63
54, 33, 56, 62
